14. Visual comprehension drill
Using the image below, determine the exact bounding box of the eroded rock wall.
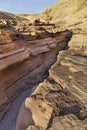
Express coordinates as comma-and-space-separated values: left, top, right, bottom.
15, 0, 87, 130
0, 20, 72, 122
0, 0, 87, 129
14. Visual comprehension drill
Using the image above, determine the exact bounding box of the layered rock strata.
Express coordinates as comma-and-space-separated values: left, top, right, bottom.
19, 47, 87, 130
17, 48, 87, 130
0, 0, 87, 130
0, 20, 72, 124
15, 0, 87, 130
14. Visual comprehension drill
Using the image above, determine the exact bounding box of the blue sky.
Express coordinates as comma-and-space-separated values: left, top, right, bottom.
0, 0, 59, 14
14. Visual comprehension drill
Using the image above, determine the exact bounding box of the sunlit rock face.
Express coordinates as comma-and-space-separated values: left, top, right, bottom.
14, 0, 87, 130
0, 0, 87, 129
0, 10, 72, 130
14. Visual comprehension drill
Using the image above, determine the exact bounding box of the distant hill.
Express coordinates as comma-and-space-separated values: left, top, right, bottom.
38, 0, 87, 26
17, 0, 87, 31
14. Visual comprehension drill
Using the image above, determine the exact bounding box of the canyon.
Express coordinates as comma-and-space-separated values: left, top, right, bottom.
0, 0, 87, 130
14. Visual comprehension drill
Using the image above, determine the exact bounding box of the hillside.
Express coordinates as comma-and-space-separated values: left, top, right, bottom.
39, 0, 87, 28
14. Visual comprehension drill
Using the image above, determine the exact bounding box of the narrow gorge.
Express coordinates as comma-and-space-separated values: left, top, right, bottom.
0, 0, 87, 130
0, 17, 72, 130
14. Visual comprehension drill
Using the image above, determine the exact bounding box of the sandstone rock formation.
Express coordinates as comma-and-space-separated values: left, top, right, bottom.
15, 0, 87, 130
0, 0, 87, 130
0, 9, 72, 130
